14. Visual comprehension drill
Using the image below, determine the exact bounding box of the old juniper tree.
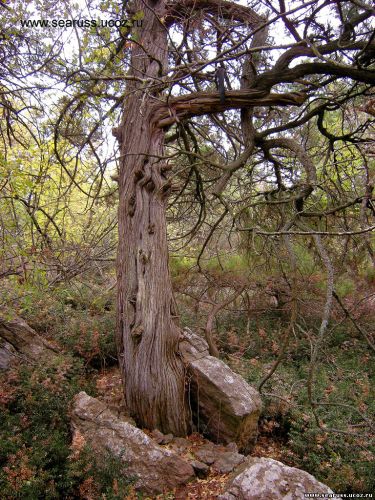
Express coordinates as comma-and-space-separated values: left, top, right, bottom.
114, 0, 374, 435
2, 0, 373, 437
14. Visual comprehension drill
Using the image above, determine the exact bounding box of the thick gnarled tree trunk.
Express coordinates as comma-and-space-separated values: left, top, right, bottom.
116, 0, 189, 435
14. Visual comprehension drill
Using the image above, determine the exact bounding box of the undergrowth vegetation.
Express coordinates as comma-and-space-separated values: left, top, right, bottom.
0, 334, 133, 499
1, 265, 374, 496
221, 311, 375, 493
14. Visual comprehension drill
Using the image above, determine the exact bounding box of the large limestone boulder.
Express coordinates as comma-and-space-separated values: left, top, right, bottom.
180, 329, 262, 453
71, 392, 194, 495
218, 457, 340, 499
0, 314, 59, 369
0, 338, 18, 370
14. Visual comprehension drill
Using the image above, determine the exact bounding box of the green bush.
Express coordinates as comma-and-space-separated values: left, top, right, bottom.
52, 312, 118, 368
335, 276, 355, 297
224, 309, 374, 495
170, 255, 195, 277
0, 358, 133, 499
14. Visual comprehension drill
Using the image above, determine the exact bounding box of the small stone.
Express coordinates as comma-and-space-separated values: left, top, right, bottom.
212, 452, 245, 474
151, 429, 164, 444
194, 444, 217, 465
161, 433, 174, 444
226, 442, 238, 453
190, 460, 209, 478
171, 437, 189, 452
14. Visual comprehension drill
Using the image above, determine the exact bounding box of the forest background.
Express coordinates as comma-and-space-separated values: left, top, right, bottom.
0, 0, 374, 497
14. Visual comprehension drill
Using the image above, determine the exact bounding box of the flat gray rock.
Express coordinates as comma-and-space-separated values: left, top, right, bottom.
181, 329, 262, 453
212, 451, 245, 474
71, 392, 194, 495
0, 314, 59, 367
218, 457, 340, 499
0, 338, 18, 370
180, 328, 210, 362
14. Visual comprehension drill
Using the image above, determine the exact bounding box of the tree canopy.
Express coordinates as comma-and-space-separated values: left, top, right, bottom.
0, 0, 374, 492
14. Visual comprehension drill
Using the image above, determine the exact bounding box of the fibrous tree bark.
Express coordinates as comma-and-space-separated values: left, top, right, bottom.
116, 0, 190, 435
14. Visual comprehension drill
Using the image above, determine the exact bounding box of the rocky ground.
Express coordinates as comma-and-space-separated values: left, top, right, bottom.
95, 368, 241, 498
93, 368, 335, 499
1, 316, 340, 499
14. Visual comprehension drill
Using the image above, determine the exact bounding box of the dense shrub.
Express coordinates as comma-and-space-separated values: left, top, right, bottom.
0, 357, 133, 499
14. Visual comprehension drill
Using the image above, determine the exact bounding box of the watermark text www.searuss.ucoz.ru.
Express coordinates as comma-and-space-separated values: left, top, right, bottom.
20, 18, 142, 28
